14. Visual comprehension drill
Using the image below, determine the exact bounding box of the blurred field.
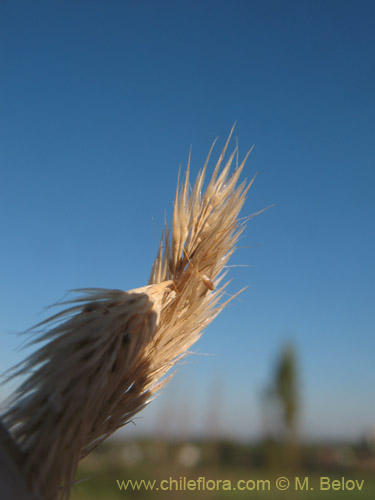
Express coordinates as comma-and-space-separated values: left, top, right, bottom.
71, 345, 375, 500
70, 439, 375, 500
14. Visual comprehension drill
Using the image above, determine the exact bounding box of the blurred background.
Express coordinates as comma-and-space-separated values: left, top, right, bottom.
1, 1, 374, 498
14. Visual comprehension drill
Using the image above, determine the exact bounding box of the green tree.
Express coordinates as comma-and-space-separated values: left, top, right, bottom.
261, 341, 300, 470
275, 342, 298, 441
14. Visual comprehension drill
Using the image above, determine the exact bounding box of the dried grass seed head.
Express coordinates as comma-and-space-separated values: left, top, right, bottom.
1, 126, 256, 500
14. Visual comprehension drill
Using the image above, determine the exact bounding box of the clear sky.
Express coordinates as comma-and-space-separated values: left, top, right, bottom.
1, 0, 374, 441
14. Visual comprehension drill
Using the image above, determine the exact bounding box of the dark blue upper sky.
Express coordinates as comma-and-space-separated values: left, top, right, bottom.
1, 0, 374, 440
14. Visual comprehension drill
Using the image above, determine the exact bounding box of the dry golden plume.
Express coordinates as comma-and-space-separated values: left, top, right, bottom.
1, 126, 258, 499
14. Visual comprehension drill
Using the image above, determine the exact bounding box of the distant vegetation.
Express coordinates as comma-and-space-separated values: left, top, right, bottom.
71, 437, 375, 500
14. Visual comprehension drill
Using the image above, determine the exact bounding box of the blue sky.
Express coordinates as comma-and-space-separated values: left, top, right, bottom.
1, 0, 374, 441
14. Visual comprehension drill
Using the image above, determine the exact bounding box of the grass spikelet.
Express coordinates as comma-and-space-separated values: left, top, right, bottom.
1, 126, 256, 499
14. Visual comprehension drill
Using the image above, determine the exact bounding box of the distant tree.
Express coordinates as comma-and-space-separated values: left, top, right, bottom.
261, 341, 300, 470
275, 342, 298, 442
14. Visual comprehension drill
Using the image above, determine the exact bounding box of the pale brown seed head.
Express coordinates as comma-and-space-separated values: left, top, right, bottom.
1, 126, 256, 500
